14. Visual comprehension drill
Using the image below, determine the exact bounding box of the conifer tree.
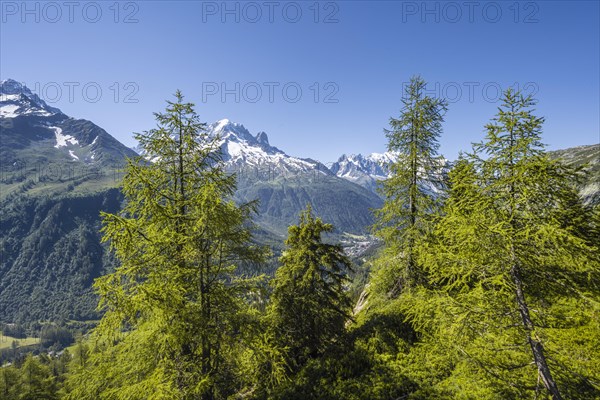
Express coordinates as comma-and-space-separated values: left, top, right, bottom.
64, 92, 265, 400
405, 90, 600, 399
269, 205, 352, 374
374, 75, 448, 294
19, 354, 58, 399
0, 363, 19, 400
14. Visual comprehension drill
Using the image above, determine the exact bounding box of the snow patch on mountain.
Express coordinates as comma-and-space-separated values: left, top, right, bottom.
0, 94, 21, 102
368, 152, 396, 165
51, 126, 79, 148
0, 104, 20, 118
0, 79, 62, 118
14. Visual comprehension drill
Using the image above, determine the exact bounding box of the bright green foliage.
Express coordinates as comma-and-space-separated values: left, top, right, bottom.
6, 84, 599, 400
63, 92, 266, 400
402, 90, 600, 399
0, 364, 20, 400
1, 352, 71, 400
374, 75, 448, 294
264, 297, 420, 400
235, 329, 290, 398
269, 206, 353, 374
0, 354, 59, 400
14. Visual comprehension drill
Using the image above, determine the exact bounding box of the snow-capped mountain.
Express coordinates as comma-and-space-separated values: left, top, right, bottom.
331, 152, 450, 196
330, 152, 395, 192
194, 120, 382, 235
126, 118, 382, 235
131, 118, 332, 178
1, 79, 136, 167
0, 79, 62, 118
207, 118, 332, 177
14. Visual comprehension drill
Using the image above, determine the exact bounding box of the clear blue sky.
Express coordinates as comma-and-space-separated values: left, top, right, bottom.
2, 0, 599, 163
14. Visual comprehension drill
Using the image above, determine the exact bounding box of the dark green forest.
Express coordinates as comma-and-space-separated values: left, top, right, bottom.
1, 77, 599, 399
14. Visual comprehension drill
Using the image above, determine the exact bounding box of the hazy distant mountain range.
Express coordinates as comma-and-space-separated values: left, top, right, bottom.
1, 78, 598, 324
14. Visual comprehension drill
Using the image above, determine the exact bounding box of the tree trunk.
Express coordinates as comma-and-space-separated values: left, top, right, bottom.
505, 116, 562, 400
510, 264, 563, 400
406, 118, 418, 287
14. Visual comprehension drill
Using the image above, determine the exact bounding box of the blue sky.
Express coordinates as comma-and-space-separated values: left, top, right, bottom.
1, 0, 599, 163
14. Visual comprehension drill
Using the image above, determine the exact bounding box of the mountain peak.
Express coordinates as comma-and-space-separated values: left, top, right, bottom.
255, 131, 269, 145
0, 78, 26, 94
209, 118, 255, 143
213, 118, 231, 129
0, 78, 62, 117
330, 152, 395, 192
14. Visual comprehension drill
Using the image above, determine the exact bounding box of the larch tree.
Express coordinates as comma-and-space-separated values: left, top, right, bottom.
404, 90, 600, 399
374, 75, 448, 295
64, 92, 265, 400
268, 205, 353, 374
